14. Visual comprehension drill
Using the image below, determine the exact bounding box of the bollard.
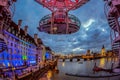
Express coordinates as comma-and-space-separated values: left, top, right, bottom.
77, 58, 80, 61
70, 59, 72, 62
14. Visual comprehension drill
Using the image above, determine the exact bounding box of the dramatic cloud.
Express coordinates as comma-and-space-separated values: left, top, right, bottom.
82, 18, 95, 28
72, 47, 85, 52
13, 0, 111, 54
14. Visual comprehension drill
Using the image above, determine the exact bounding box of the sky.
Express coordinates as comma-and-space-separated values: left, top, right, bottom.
13, 0, 111, 54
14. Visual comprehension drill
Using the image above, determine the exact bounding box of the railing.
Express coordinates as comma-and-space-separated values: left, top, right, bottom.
17, 60, 57, 80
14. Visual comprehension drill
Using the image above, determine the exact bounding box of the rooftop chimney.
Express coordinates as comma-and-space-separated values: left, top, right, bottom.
34, 34, 38, 45
38, 38, 43, 45
18, 19, 22, 32
24, 25, 28, 36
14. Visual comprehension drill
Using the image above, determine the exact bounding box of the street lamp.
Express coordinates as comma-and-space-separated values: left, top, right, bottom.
53, 27, 57, 33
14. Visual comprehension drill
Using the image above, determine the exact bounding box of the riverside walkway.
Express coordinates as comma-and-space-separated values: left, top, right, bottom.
17, 61, 57, 80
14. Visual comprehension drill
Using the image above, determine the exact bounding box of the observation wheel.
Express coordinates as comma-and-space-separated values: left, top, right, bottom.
35, 0, 89, 34
35, 0, 89, 12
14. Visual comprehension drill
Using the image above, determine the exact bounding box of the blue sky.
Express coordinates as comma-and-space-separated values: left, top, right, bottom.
13, 0, 111, 54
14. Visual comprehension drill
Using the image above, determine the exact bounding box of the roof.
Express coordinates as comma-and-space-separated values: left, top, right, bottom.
7, 21, 36, 44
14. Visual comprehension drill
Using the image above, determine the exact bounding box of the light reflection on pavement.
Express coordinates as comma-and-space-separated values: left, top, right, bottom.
39, 70, 53, 80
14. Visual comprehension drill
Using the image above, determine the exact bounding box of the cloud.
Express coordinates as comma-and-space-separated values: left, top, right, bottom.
82, 18, 95, 28
72, 47, 84, 52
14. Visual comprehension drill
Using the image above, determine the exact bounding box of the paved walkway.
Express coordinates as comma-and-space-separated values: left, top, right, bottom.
39, 70, 53, 80
39, 73, 48, 80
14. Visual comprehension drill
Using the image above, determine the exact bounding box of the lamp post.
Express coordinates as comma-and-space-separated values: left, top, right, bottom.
12, 67, 16, 80
53, 27, 57, 34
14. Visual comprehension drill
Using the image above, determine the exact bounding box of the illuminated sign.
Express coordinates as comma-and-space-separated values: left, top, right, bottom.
22, 55, 27, 60
45, 52, 51, 59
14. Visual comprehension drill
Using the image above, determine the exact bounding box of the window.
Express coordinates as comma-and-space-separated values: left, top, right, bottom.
7, 41, 9, 45
12, 30, 15, 34
15, 49, 18, 54
8, 27, 11, 32
19, 35, 21, 38
9, 36, 12, 41
15, 44, 16, 47
11, 43, 13, 46
0, 54, 3, 60
8, 48, 12, 54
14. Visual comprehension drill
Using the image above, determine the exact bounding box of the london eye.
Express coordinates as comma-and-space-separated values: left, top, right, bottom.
35, 0, 89, 34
